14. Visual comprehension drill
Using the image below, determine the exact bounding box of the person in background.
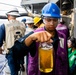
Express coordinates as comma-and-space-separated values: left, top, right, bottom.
6, 3, 69, 75
67, 37, 76, 75
56, 18, 70, 38
67, 37, 73, 49
21, 18, 26, 27
25, 17, 35, 35
0, 8, 26, 75
34, 16, 44, 28
25, 17, 35, 74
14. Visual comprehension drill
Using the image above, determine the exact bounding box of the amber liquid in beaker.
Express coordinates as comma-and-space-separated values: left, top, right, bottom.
39, 47, 54, 73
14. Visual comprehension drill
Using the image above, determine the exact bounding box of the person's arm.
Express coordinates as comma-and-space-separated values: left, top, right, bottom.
24, 31, 53, 46
0, 24, 5, 54
8, 31, 53, 57
12, 30, 53, 53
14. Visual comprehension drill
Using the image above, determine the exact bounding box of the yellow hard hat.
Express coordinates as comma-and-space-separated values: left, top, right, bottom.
34, 17, 41, 25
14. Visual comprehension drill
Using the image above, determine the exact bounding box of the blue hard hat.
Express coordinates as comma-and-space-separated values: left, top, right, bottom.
42, 3, 61, 18
21, 18, 26, 22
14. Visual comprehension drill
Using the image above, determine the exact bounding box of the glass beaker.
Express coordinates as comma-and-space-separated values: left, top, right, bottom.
39, 42, 54, 73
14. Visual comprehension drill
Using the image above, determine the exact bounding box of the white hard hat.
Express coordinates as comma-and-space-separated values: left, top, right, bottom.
6, 8, 20, 17
26, 17, 34, 24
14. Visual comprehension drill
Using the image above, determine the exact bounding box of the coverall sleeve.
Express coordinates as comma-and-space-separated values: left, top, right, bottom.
0, 24, 5, 47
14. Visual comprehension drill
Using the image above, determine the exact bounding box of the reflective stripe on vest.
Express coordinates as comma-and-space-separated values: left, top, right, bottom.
56, 26, 67, 30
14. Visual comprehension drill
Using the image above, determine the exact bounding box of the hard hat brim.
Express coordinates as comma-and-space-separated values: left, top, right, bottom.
6, 12, 20, 17
26, 21, 34, 24
42, 14, 61, 18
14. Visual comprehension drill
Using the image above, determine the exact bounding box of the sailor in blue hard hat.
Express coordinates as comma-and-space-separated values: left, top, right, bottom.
41, 3, 61, 32
19, 2, 68, 75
